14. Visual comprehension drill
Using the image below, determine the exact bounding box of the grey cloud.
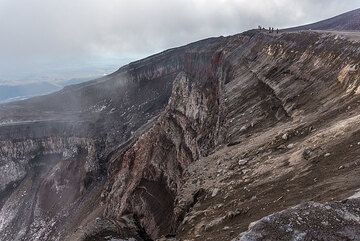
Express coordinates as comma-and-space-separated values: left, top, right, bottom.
0, 0, 359, 82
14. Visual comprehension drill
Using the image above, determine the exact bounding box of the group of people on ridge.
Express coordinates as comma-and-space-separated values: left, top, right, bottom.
258, 25, 279, 33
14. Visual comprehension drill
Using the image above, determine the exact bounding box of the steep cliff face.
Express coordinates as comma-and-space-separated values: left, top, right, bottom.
74, 30, 360, 241
0, 37, 227, 241
103, 69, 222, 239
1, 24, 360, 241
172, 31, 360, 241
174, 32, 360, 240
0, 136, 97, 193
0, 133, 100, 241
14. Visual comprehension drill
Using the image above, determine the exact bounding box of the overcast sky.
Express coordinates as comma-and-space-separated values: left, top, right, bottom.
0, 0, 359, 83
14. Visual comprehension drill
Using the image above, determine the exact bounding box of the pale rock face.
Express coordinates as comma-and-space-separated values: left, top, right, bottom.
235, 199, 360, 241
104, 70, 222, 239
0, 161, 26, 192
0, 137, 97, 197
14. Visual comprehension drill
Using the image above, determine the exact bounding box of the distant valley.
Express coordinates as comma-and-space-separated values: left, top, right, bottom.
0, 77, 95, 103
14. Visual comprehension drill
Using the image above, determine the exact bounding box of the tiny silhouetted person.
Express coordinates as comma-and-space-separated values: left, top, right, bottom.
276, 28, 279, 34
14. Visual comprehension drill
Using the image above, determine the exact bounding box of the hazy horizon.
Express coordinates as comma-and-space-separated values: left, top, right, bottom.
1, 0, 359, 85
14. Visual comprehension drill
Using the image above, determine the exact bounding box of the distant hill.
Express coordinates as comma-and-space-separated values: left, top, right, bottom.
0, 77, 93, 103
286, 8, 360, 31
0, 82, 61, 103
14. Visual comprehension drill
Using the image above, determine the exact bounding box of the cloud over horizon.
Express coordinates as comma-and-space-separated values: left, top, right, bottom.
0, 0, 359, 82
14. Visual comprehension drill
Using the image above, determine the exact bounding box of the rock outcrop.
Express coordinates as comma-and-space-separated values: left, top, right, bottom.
236, 197, 360, 241
103, 69, 222, 239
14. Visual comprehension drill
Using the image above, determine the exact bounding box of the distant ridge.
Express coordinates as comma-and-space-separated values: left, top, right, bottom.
286, 8, 360, 31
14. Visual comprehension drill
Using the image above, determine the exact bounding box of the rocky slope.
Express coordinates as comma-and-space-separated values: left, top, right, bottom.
173, 30, 360, 241
286, 8, 360, 31
236, 197, 360, 241
1, 9, 360, 241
